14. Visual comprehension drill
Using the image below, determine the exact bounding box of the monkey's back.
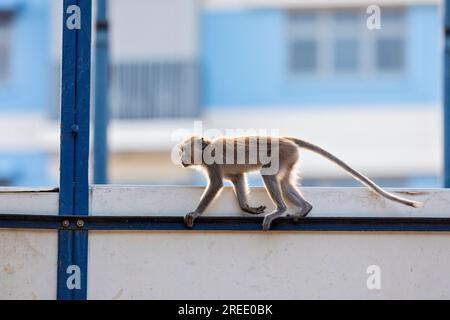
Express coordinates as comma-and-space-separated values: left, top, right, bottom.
211, 136, 299, 175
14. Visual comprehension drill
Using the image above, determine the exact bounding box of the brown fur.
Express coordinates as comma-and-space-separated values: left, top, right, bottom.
180, 136, 422, 231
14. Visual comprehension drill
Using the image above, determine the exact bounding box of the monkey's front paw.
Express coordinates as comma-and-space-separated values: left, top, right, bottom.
243, 205, 266, 215
184, 212, 197, 228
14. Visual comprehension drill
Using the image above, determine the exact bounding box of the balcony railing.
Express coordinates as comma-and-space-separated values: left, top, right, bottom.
52, 60, 200, 119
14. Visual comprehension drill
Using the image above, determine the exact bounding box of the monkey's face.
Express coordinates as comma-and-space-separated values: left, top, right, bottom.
179, 136, 205, 167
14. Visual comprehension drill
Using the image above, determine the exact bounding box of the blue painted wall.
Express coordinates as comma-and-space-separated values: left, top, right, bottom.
0, 0, 53, 186
201, 5, 441, 108
0, 0, 50, 115
0, 153, 53, 186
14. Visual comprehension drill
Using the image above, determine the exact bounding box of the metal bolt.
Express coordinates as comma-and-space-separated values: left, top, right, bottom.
62, 220, 70, 228
76, 219, 85, 228
71, 124, 80, 134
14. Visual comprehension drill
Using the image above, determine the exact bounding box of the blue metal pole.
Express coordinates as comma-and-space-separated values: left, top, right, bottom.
445, 1, 450, 187
57, 0, 92, 300
93, 0, 109, 184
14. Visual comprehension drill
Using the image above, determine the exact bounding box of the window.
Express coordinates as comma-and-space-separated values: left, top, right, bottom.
334, 39, 359, 72
290, 39, 317, 73
376, 38, 404, 71
287, 7, 406, 77
0, 13, 12, 82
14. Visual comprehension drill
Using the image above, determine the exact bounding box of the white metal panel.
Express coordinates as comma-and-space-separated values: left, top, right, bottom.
1, 185, 446, 219
91, 186, 449, 217
89, 186, 450, 300
88, 231, 450, 299
0, 189, 58, 299
0, 188, 58, 215
0, 230, 57, 300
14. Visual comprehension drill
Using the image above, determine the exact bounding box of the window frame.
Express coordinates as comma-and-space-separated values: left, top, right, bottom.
286, 7, 407, 79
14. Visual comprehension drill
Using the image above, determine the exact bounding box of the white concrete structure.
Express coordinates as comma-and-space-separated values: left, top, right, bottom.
2, 186, 450, 299
0, 107, 441, 181
204, 0, 442, 10
51, 0, 199, 61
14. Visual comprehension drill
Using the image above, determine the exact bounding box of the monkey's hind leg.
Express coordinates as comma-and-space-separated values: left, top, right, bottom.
281, 178, 313, 222
261, 175, 287, 231
278, 157, 312, 222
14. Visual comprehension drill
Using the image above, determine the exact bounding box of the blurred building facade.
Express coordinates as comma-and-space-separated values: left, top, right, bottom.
200, 0, 442, 187
0, 0, 443, 187
0, 0, 53, 186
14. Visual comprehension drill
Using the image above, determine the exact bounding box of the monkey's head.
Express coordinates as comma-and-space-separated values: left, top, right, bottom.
179, 136, 211, 167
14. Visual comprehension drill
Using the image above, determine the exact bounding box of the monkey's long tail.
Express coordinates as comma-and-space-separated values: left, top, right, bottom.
287, 138, 423, 208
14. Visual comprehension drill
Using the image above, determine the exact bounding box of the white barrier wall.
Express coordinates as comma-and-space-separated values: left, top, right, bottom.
0, 230, 57, 300
2, 186, 450, 299
88, 232, 450, 299
0, 188, 59, 299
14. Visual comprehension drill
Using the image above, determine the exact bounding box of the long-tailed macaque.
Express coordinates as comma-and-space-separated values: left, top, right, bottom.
178, 136, 422, 231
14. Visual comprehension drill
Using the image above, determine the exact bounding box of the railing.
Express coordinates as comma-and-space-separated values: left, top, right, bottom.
52, 60, 200, 119
110, 61, 200, 119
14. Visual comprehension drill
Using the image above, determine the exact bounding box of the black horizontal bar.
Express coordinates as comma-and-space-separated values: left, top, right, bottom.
1, 214, 450, 232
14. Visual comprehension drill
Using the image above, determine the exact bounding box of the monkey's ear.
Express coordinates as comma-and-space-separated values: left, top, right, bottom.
201, 138, 209, 150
